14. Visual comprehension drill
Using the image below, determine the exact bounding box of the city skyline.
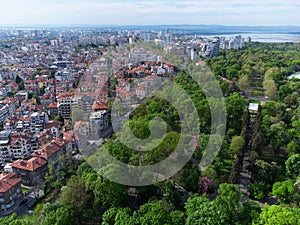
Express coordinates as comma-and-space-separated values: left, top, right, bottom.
1, 0, 300, 26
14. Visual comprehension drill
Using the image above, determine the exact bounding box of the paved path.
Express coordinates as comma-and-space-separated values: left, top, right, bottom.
237, 120, 253, 203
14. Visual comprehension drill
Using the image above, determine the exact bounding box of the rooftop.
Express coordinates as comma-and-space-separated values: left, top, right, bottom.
11, 157, 47, 171
0, 172, 21, 193
249, 103, 259, 112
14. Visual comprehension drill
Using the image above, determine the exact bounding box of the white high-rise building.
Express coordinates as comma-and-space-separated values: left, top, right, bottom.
228, 35, 245, 50
191, 48, 195, 60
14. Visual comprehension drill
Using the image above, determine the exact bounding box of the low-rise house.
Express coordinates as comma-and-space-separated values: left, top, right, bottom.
144, 75, 161, 87
37, 130, 54, 146
14, 90, 29, 103
48, 102, 59, 116
24, 79, 37, 91
44, 121, 61, 138
47, 78, 60, 89
24, 80, 40, 94
56, 84, 68, 95
92, 101, 108, 111
11, 157, 47, 187
0, 87, 9, 98
2, 98, 19, 114
3, 118, 17, 131
40, 92, 55, 110
63, 131, 77, 152
31, 140, 65, 171
9, 82, 19, 92
136, 86, 147, 100
36, 75, 48, 88
0, 172, 23, 214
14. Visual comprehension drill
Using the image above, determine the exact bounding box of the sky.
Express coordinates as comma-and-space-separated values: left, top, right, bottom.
1, 0, 300, 26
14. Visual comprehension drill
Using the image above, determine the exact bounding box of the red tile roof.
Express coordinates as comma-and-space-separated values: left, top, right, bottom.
48, 102, 58, 108
24, 80, 36, 84
11, 157, 47, 172
63, 131, 77, 143
2, 97, 18, 104
92, 101, 108, 110
57, 92, 74, 99
40, 93, 51, 100
0, 172, 21, 193
31, 141, 63, 160
44, 121, 61, 129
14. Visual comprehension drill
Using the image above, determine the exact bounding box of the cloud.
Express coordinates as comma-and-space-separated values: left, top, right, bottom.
0, 0, 299, 25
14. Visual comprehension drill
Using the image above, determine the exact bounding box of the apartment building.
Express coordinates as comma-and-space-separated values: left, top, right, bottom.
57, 92, 74, 119
89, 110, 109, 139
11, 157, 47, 187
0, 172, 23, 214
0, 131, 11, 165
9, 132, 33, 160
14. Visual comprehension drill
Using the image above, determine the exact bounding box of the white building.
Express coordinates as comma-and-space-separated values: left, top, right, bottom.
0, 104, 9, 124
29, 112, 49, 133
0, 131, 11, 165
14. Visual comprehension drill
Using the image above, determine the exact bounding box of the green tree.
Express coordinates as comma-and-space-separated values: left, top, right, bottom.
248, 182, 267, 200
254, 205, 300, 225
286, 154, 300, 179
0, 213, 37, 225
102, 207, 120, 225
18, 81, 24, 90
272, 179, 295, 203
287, 140, 299, 155
229, 136, 245, 159
59, 176, 91, 222
186, 200, 224, 225
133, 201, 172, 225
236, 200, 261, 225
263, 77, 277, 100
237, 74, 249, 92
226, 93, 246, 135
40, 203, 78, 225
214, 183, 241, 223
267, 123, 289, 150
185, 195, 226, 225
102, 207, 133, 225
253, 160, 280, 186
170, 210, 186, 225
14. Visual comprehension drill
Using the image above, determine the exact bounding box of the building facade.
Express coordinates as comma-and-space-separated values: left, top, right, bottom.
0, 172, 23, 214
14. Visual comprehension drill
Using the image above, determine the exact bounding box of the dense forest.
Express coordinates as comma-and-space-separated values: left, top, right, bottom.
1, 42, 300, 225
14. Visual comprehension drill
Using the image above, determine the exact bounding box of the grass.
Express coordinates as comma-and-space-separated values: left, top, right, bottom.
251, 81, 263, 87
250, 90, 263, 96
249, 99, 261, 104
22, 187, 31, 195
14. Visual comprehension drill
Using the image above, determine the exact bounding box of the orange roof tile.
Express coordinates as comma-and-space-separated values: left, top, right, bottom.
48, 102, 58, 108
0, 172, 21, 193
92, 101, 108, 110
63, 131, 77, 143
44, 121, 61, 129
57, 92, 74, 99
31, 141, 62, 160
11, 157, 47, 172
